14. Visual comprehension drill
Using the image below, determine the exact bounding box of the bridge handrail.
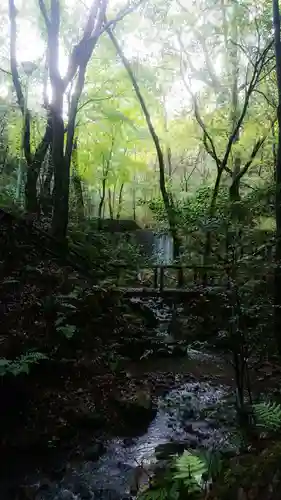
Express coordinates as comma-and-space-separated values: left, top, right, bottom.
109, 263, 222, 270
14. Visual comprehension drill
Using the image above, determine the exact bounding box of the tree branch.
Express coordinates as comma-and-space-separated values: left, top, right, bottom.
38, 0, 51, 29
236, 133, 272, 183
178, 30, 273, 184
177, 35, 222, 169
220, 40, 273, 170
107, 27, 164, 176
63, 0, 144, 89
195, 30, 222, 91
8, 0, 32, 165
63, 0, 108, 89
107, 25, 180, 253
0, 67, 12, 76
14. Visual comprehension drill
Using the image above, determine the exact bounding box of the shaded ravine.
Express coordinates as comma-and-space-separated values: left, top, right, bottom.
15, 367, 230, 500
3, 230, 230, 499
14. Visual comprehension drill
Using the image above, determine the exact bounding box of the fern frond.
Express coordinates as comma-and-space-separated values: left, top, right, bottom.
173, 451, 207, 492
253, 401, 281, 432
138, 487, 168, 500
198, 449, 223, 479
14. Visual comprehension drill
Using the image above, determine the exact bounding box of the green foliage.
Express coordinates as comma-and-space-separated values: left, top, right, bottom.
0, 351, 47, 376
173, 451, 207, 492
138, 485, 179, 500
138, 449, 223, 500
69, 220, 148, 274
253, 401, 281, 432
54, 290, 79, 339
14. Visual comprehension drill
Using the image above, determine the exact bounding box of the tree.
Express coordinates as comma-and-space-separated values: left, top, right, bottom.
273, 0, 281, 356
107, 27, 181, 258
8, 0, 142, 240
8, 0, 52, 214
174, 0, 274, 258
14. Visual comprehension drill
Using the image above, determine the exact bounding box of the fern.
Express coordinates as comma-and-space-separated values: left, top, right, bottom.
138, 484, 179, 500
138, 487, 169, 500
198, 449, 222, 479
173, 451, 207, 492
253, 401, 281, 432
0, 351, 47, 376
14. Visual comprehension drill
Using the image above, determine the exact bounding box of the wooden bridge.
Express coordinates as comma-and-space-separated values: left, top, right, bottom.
109, 264, 231, 297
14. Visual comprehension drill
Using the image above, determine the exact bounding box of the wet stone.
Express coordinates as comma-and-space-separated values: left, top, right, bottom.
54, 490, 76, 500
72, 483, 93, 499
83, 442, 106, 462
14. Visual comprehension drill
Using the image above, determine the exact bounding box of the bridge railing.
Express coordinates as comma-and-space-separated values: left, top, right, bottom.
110, 264, 231, 291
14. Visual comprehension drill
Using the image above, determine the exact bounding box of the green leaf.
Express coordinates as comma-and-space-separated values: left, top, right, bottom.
173, 451, 207, 492
253, 401, 281, 432
57, 325, 77, 339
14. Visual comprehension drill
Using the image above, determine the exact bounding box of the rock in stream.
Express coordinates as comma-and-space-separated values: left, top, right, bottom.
13, 380, 230, 500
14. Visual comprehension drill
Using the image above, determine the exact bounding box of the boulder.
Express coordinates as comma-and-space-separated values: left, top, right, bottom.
72, 482, 93, 499
128, 300, 158, 328
83, 441, 106, 461
64, 409, 104, 430
155, 442, 187, 460
113, 392, 156, 434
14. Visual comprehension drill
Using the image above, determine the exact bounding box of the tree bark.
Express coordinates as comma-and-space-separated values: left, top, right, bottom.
228, 8, 242, 210
71, 137, 84, 220
108, 188, 114, 219
204, 167, 224, 262
116, 183, 124, 220
40, 144, 54, 216
273, 0, 281, 356
39, 0, 109, 240
25, 115, 52, 214
8, 0, 51, 214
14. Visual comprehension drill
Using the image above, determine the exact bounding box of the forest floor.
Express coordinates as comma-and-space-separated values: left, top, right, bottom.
0, 210, 207, 482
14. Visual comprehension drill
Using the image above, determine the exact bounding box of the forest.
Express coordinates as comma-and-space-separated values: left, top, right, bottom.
1, 0, 281, 498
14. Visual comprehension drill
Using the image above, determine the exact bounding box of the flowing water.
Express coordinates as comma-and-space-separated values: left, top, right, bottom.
152, 233, 174, 265
3, 235, 233, 499
18, 377, 229, 500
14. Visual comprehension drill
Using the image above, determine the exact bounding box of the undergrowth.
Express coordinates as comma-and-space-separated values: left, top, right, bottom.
137, 400, 281, 500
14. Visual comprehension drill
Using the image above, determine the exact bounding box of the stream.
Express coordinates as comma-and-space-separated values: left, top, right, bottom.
17, 375, 230, 500
3, 240, 235, 500
12, 291, 234, 500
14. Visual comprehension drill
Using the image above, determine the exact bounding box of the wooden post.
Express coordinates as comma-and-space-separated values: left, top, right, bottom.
116, 267, 121, 286
153, 267, 158, 289
159, 267, 164, 291
193, 269, 198, 283
178, 267, 184, 288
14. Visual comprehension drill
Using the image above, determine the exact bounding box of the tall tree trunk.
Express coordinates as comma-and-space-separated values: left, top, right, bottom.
41, 0, 110, 240
98, 140, 114, 227
272, 119, 277, 181
98, 179, 107, 228
204, 167, 224, 262
116, 183, 124, 220
25, 116, 52, 214
8, 0, 51, 214
273, 0, 281, 356
40, 143, 54, 216
229, 158, 241, 203
46, 0, 68, 240
132, 186, 136, 221
108, 188, 114, 219
108, 29, 180, 260
228, 4, 241, 208
71, 136, 84, 220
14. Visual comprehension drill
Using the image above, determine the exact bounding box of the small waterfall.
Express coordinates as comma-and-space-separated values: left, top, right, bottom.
153, 233, 174, 265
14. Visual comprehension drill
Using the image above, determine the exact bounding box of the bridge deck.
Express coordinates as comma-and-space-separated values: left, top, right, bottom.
115, 286, 225, 297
